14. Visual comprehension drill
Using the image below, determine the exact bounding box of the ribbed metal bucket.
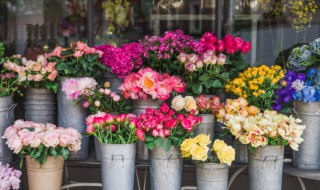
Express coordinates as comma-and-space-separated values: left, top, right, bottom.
94, 137, 101, 161
249, 145, 284, 190
150, 146, 183, 190
26, 155, 64, 190
25, 88, 56, 124
0, 96, 16, 164
132, 98, 162, 162
292, 101, 320, 169
194, 114, 215, 157
102, 72, 124, 92
100, 143, 136, 190
58, 77, 89, 160
196, 163, 229, 190
234, 139, 248, 164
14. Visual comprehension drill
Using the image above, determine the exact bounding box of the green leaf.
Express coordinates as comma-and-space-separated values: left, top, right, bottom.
191, 83, 203, 94
154, 137, 164, 147
61, 148, 69, 160
146, 136, 155, 142
146, 142, 154, 150
50, 148, 58, 158
163, 139, 172, 151
211, 80, 223, 88
199, 74, 210, 82
60, 49, 73, 56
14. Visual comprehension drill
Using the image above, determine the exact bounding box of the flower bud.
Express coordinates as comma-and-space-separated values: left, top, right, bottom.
94, 100, 101, 107
104, 82, 111, 88
83, 101, 90, 108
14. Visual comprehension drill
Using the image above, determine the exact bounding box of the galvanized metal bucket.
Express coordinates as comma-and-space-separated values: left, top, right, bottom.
58, 77, 89, 160
215, 121, 233, 145
132, 98, 162, 162
102, 71, 124, 92
150, 146, 183, 190
249, 145, 284, 190
94, 137, 101, 162
292, 101, 320, 169
194, 114, 215, 157
25, 88, 56, 124
234, 139, 248, 164
196, 163, 229, 190
100, 143, 136, 190
0, 96, 16, 164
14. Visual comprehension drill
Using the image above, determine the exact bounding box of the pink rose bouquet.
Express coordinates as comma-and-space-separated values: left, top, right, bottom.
136, 103, 203, 151
171, 95, 225, 114
94, 42, 145, 78
86, 112, 137, 144
0, 163, 22, 190
49, 41, 105, 78
4, 54, 59, 92
62, 78, 132, 113
3, 120, 82, 166
119, 67, 186, 101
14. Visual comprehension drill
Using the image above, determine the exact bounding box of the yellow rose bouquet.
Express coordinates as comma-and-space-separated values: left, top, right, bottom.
225, 65, 285, 111
180, 134, 235, 165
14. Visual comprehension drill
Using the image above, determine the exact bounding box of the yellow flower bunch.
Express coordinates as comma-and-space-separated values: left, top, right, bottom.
180, 134, 235, 165
226, 65, 284, 110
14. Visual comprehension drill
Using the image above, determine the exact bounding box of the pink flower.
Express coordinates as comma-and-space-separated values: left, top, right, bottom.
83, 101, 90, 108
163, 129, 171, 136
185, 62, 196, 72
196, 60, 204, 68
151, 129, 159, 137
241, 41, 251, 54
119, 73, 142, 100
33, 74, 43, 81
76, 41, 88, 51
164, 119, 178, 129
62, 79, 81, 99
105, 114, 114, 124
203, 51, 214, 64
136, 129, 145, 141
178, 53, 188, 63
234, 37, 244, 50
68, 141, 81, 152
181, 119, 193, 132
217, 53, 227, 65
6, 134, 23, 154
47, 72, 57, 81
113, 95, 121, 102
64, 128, 82, 144
97, 50, 104, 58
43, 131, 60, 147
160, 103, 169, 113
188, 54, 198, 63
73, 50, 84, 58
216, 40, 225, 52
86, 124, 95, 134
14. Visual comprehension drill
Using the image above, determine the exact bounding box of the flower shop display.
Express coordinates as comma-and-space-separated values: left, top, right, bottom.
180, 136, 235, 190
182, 33, 251, 95
94, 42, 145, 91
221, 109, 305, 190
136, 103, 202, 190
86, 112, 138, 190
171, 95, 224, 157
0, 46, 20, 163
5, 54, 58, 123
0, 162, 21, 190
3, 120, 82, 190
226, 65, 285, 111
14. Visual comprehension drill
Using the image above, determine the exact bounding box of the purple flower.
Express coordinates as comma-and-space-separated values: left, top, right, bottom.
0, 163, 22, 190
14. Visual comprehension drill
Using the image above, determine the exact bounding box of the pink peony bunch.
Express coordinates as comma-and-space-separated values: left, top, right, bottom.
0, 163, 22, 190
49, 41, 103, 58
62, 77, 97, 99
86, 112, 138, 144
136, 103, 202, 142
3, 120, 82, 154
4, 55, 58, 84
94, 42, 145, 78
119, 68, 186, 101
195, 32, 251, 54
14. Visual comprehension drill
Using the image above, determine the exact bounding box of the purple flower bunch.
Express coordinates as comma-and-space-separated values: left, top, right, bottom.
0, 163, 22, 190
94, 42, 145, 78
272, 70, 306, 111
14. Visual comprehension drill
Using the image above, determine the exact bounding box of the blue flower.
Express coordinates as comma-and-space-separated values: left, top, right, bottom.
293, 91, 303, 100
307, 68, 317, 77
302, 86, 316, 102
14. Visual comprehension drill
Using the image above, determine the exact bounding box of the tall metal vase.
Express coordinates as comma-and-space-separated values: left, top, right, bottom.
132, 98, 162, 162
58, 77, 89, 160
292, 101, 320, 169
249, 145, 284, 190
150, 146, 183, 190
196, 163, 229, 190
194, 114, 215, 157
25, 88, 56, 124
234, 139, 248, 164
0, 96, 16, 163
100, 143, 136, 190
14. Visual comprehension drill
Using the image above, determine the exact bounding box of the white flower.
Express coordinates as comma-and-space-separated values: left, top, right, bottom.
171, 95, 185, 111
291, 79, 305, 91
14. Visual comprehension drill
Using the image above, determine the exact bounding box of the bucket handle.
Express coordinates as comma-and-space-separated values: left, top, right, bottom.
112, 155, 124, 167
7, 104, 17, 120
263, 156, 278, 169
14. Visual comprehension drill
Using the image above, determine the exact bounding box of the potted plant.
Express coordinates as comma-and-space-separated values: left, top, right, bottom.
136, 103, 202, 190
86, 112, 138, 190
3, 120, 82, 190
5, 54, 58, 124
171, 94, 225, 157
221, 109, 305, 190
119, 67, 186, 161
180, 135, 235, 190
48, 41, 105, 160
0, 162, 22, 190
0, 43, 21, 163
62, 78, 132, 161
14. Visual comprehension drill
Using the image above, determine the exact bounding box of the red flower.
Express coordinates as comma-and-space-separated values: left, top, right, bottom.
234, 37, 244, 50
136, 129, 146, 141
241, 41, 251, 54
216, 40, 225, 52
164, 119, 178, 129
160, 103, 169, 113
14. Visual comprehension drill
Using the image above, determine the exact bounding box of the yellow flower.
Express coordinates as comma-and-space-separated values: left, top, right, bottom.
190, 144, 208, 161
216, 146, 236, 166
180, 138, 196, 153
184, 96, 198, 112
212, 139, 227, 153
247, 106, 260, 116
181, 150, 191, 158
194, 134, 211, 146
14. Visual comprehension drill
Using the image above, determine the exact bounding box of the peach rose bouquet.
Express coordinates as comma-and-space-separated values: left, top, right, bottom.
3, 120, 82, 167
4, 54, 59, 92
180, 134, 235, 165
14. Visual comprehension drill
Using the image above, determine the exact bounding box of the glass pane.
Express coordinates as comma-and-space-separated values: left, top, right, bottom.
0, 0, 88, 57
223, 0, 320, 66
93, 0, 216, 45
